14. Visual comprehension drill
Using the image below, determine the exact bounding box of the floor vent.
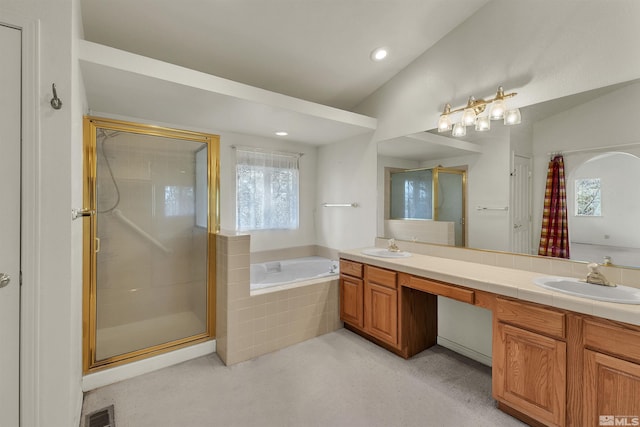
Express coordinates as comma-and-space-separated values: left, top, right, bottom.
86, 405, 115, 427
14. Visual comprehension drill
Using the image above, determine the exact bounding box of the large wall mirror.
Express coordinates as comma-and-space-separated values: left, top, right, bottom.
377, 78, 640, 269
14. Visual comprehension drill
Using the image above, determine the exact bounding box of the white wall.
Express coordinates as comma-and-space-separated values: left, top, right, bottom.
437, 298, 493, 365
1, 0, 84, 426
316, 133, 378, 251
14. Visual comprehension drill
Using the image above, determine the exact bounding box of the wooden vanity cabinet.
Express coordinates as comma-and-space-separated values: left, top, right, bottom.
364, 265, 398, 347
339, 259, 435, 357
339, 258, 640, 427
493, 298, 567, 427
339, 260, 364, 328
583, 320, 640, 426
339, 261, 399, 348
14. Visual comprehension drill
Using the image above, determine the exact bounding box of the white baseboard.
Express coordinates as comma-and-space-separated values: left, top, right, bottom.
437, 336, 492, 367
82, 340, 216, 391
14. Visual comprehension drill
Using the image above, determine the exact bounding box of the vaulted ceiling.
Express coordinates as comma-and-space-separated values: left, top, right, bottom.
81, 0, 490, 111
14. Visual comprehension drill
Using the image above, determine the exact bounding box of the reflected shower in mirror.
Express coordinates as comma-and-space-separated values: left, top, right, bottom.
377, 78, 640, 268
384, 167, 466, 247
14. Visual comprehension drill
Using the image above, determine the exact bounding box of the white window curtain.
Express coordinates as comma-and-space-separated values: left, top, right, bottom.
235, 147, 300, 231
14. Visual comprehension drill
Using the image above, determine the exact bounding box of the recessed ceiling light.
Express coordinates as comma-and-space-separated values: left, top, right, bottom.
275, 131, 288, 136
370, 47, 388, 62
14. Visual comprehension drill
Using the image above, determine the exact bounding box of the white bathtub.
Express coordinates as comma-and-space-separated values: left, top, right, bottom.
250, 256, 339, 291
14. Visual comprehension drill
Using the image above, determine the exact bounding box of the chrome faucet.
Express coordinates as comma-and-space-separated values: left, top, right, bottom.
329, 262, 338, 274
585, 263, 616, 287
388, 238, 400, 252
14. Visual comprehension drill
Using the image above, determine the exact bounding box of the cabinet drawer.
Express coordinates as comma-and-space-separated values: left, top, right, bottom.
408, 276, 474, 305
496, 298, 565, 339
584, 319, 640, 364
340, 259, 363, 278
365, 265, 397, 290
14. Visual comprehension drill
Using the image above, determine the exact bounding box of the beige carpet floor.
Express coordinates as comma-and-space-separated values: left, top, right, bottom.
81, 328, 525, 427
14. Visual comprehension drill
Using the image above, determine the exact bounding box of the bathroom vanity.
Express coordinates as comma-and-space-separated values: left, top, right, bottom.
339, 250, 640, 427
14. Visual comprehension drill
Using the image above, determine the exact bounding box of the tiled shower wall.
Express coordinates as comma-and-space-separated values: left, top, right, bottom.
216, 232, 342, 365
96, 138, 208, 331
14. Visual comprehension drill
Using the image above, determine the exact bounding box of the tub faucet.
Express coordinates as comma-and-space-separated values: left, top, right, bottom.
585, 263, 616, 287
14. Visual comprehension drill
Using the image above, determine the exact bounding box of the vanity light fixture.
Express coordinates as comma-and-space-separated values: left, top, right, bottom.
437, 86, 521, 137
275, 131, 288, 136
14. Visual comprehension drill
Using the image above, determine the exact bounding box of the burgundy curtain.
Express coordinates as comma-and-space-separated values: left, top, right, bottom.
538, 155, 570, 258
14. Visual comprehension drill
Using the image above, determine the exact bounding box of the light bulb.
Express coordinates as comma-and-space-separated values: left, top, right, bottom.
462, 108, 476, 126
490, 99, 506, 120
504, 108, 522, 125
475, 116, 491, 131
438, 114, 452, 132
452, 122, 466, 137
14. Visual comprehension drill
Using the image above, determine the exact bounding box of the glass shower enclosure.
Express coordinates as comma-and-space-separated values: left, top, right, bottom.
82, 117, 219, 372
389, 167, 466, 246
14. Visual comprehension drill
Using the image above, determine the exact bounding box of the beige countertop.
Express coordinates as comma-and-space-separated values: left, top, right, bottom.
339, 248, 640, 327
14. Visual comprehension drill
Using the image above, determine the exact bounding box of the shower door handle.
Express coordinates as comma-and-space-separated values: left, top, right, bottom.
72, 208, 96, 220
0, 273, 11, 289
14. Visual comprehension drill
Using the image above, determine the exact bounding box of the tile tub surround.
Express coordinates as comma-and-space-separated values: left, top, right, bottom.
251, 244, 339, 264
216, 232, 342, 365
345, 241, 640, 327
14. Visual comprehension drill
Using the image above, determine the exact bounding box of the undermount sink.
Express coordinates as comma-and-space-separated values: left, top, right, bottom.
361, 248, 411, 258
533, 276, 640, 304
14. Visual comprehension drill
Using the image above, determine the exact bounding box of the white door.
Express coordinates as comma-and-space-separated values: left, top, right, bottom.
0, 23, 22, 427
511, 154, 532, 254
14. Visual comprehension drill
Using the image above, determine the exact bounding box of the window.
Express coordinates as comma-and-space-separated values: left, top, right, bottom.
575, 178, 601, 216
235, 148, 299, 231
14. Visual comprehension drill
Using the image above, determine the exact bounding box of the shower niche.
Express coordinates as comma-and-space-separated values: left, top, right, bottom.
82, 117, 220, 372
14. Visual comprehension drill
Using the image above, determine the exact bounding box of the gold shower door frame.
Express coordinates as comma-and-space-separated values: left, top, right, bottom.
432, 167, 467, 247
82, 116, 220, 373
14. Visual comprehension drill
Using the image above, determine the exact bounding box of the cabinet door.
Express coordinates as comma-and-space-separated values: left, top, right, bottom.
584, 349, 640, 427
494, 323, 566, 427
364, 282, 398, 346
340, 275, 363, 328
